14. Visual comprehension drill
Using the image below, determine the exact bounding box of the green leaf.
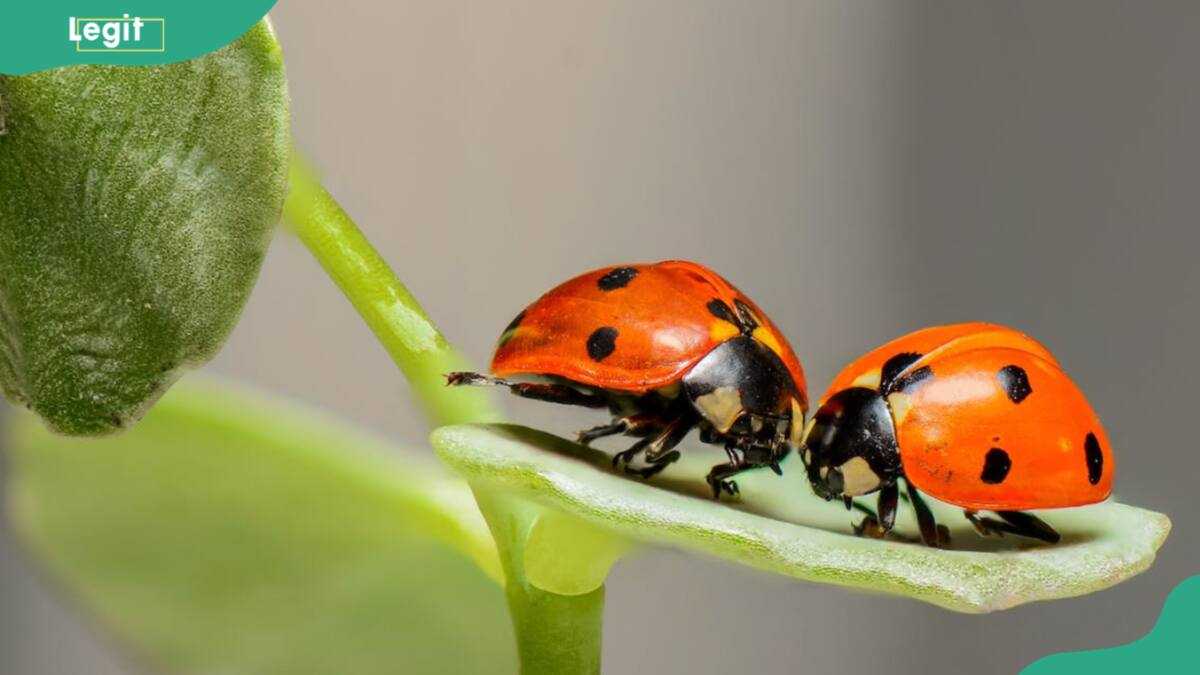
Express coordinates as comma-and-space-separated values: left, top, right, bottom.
432, 423, 1171, 614
4, 377, 516, 675
0, 21, 290, 435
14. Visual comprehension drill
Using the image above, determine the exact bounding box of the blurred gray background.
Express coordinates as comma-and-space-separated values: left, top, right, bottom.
3, 1, 1198, 672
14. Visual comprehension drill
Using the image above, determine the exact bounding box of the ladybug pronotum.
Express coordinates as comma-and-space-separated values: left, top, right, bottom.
448, 260, 808, 496
800, 322, 1115, 546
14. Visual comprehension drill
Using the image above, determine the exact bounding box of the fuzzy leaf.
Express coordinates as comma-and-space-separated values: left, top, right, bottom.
432, 423, 1170, 614
0, 21, 289, 435
4, 377, 516, 675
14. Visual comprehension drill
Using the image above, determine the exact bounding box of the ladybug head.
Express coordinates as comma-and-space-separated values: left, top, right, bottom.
801, 387, 901, 500
681, 336, 802, 454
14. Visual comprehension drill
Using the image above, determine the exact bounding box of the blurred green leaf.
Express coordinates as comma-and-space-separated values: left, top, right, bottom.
0, 21, 290, 435
4, 377, 516, 675
432, 423, 1171, 613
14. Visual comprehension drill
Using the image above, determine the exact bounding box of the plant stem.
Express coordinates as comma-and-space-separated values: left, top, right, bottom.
283, 157, 606, 673
508, 583, 605, 675
475, 488, 605, 675
282, 159, 500, 427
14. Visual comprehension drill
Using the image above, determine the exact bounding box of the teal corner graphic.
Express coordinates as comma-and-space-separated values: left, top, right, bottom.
1024, 576, 1199, 673
1, 1, 277, 74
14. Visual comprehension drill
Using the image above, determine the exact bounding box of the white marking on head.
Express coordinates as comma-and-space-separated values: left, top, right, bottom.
839, 456, 881, 496
694, 387, 744, 433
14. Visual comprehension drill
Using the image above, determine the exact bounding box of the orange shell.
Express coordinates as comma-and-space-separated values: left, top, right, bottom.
491, 260, 807, 405
821, 323, 1112, 510
821, 322, 1057, 405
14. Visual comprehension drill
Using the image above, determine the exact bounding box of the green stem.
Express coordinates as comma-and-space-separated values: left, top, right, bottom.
475, 488, 605, 675
508, 579, 605, 674
283, 157, 605, 673
283, 159, 500, 427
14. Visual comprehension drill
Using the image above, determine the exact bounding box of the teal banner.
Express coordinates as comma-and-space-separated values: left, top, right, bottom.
0, 1, 278, 74
1024, 576, 1199, 673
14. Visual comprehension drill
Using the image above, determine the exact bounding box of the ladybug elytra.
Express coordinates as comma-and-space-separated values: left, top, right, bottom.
800, 322, 1114, 546
448, 260, 808, 496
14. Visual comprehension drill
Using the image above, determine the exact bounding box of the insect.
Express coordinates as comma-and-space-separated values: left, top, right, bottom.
447, 260, 808, 497
800, 322, 1113, 546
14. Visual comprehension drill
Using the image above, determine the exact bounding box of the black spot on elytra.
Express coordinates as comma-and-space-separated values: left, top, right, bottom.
597, 267, 638, 291
503, 310, 525, 334
708, 298, 759, 335
497, 310, 526, 345
1085, 432, 1103, 485
880, 352, 923, 393
707, 299, 739, 324
586, 327, 618, 361
997, 364, 1032, 404
980, 448, 1011, 484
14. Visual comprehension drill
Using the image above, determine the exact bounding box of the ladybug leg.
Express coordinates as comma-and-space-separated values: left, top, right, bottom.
625, 453, 681, 480
705, 462, 743, 499
622, 416, 694, 478
964, 510, 1060, 544
877, 482, 899, 531
723, 444, 742, 466
852, 482, 898, 539
577, 420, 629, 445
577, 414, 659, 446
612, 435, 655, 469
703, 436, 787, 499
851, 516, 885, 539
964, 510, 992, 537
904, 480, 951, 547
997, 511, 1060, 544
445, 372, 607, 408
642, 417, 693, 463
705, 440, 758, 499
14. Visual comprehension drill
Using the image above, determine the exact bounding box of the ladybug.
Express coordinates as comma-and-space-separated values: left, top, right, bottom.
448, 260, 808, 497
801, 322, 1114, 546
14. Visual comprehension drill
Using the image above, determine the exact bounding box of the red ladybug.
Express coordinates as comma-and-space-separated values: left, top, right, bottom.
801, 322, 1114, 546
448, 260, 808, 496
